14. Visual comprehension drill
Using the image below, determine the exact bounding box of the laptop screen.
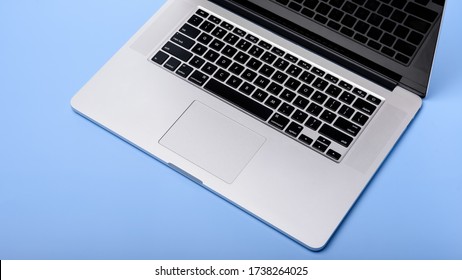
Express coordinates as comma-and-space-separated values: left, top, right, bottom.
215, 0, 445, 97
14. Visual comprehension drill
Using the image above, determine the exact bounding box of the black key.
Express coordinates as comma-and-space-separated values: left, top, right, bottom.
339, 81, 353, 91
274, 58, 290, 71
204, 79, 272, 121
229, 63, 245, 75
269, 113, 290, 130
394, 25, 410, 39
278, 103, 295, 116
338, 105, 355, 118
317, 136, 331, 147
239, 82, 256, 95
197, 33, 213, 45
289, 2, 303, 11
382, 46, 396, 58
314, 14, 328, 24
210, 39, 225, 51
176, 63, 194, 78
236, 39, 252, 51
300, 71, 316, 84
325, 98, 341, 111
233, 27, 246, 37
327, 20, 342, 31
208, 15, 221, 25
390, 0, 406, 10
188, 70, 209, 86
222, 45, 238, 57
280, 89, 297, 102
268, 82, 283, 95
313, 78, 329, 91
164, 57, 181, 71
367, 40, 381, 50
224, 33, 239, 45
199, 21, 216, 33
297, 60, 311, 70
313, 141, 329, 153
353, 88, 367, 98
381, 19, 397, 33
287, 64, 303, 77
261, 52, 277, 64
285, 122, 304, 137
202, 62, 218, 75
334, 117, 361, 136
216, 56, 232, 69
380, 33, 396, 47
320, 110, 337, 123
408, 31, 424, 45
355, 33, 368, 43
241, 69, 258, 82
311, 67, 325, 76
339, 92, 356, 104
325, 74, 339, 84
152, 50, 169, 65
234, 51, 250, 64
189, 56, 206, 68
293, 96, 310, 109
340, 27, 354, 37
272, 46, 285, 57
319, 124, 353, 147
284, 53, 298, 63
171, 32, 195, 49
305, 117, 322, 131
394, 39, 417, 57
214, 69, 230, 81
191, 43, 208, 56
255, 75, 271, 88
285, 78, 301, 91
307, 103, 323, 116
342, 14, 358, 28
259, 64, 276, 77
352, 111, 369, 125
292, 110, 309, 123
203, 49, 220, 62
405, 2, 438, 22
354, 20, 370, 34
367, 94, 381, 105
311, 91, 328, 104
245, 34, 259, 44
211, 27, 227, 39
226, 75, 243, 88
326, 84, 342, 98
299, 134, 314, 146
353, 98, 377, 115
221, 21, 234, 31
249, 45, 265, 57
342, 1, 358, 14
265, 96, 282, 109
396, 54, 410, 64
404, 15, 431, 34
252, 89, 268, 102
162, 42, 193, 62
298, 84, 314, 98
196, 9, 209, 18
258, 40, 272, 50
326, 149, 342, 160
180, 23, 201, 38
246, 58, 262, 70
272, 71, 288, 84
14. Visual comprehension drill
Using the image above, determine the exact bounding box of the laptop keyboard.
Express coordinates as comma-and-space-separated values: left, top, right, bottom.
151, 8, 384, 162
273, 0, 443, 65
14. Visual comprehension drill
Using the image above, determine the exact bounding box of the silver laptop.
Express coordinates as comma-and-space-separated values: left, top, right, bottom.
71, 0, 446, 250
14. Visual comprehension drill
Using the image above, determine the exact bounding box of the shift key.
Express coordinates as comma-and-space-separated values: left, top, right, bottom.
319, 124, 353, 147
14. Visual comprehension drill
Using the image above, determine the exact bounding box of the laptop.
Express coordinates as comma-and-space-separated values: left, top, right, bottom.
71, 0, 445, 250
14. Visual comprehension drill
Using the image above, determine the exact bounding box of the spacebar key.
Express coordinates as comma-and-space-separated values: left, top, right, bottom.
204, 78, 272, 121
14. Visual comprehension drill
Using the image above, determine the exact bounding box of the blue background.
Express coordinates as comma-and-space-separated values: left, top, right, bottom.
1, 0, 461, 259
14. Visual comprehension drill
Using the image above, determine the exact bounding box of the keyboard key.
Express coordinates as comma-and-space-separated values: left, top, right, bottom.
196, 9, 209, 18
249, 45, 265, 58
299, 134, 314, 146
234, 51, 250, 64
162, 42, 193, 62
171, 32, 195, 49
202, 62, 218, 75
210, 39, 225, 51
239, 82, 256, 95
152, 50, 169, 65
313, 140, 329, 153
221, 45, 238, 57
236, 39, 252, 51
393, 39, 417, 57
268, 82, 283, 95
300, 71, 316, 84
258, 40, 272, 50
285, 122, 303, 137
287, 64, 303, 77
280, 89, 297, 102
252, 89, 268, 102
199, 21, 216, 33
320, 110, 337, 123
404, 15, 430, 33
180, 23, 201, 38
164, 57, 181, 71
326, 149, 342, 160
259, 64, 276, 77
325, 98, 341, 111
404, 2, 438, 22
313, 78, 329, 91
366, 95, 381, 105
265, 96, 282, 109
311, 67, 325, 76
204, 79, 272, 121
188, 70, 209, 86
229, 63, 245, 75
274, 58, 290, 71
305, 117, 322, 131
339, 81, 353, 91
285, 77, 301, 91
325, 74, 339, 84
233, 27, 246, 37
176, 64, 194, 78
352, 88, 367, 98
338, 105, 355, 118
246, 58, 262, 70
278, 103, 295, 116
191, 43, 208, 55
311, 91, 328, 105
269, 113, 290, 130
211, 26, 227, 39
214, 69, 230, 81
272, 71, 288, 84
254, 76, 270, 88
292, 110, 309, 123
319, 124, 353, 147
241, 69, 257, 82
189, 56, 206, 68
334, 117, 361, 136
245, 34, 259, 43
351, 111, 369, 125
339, 92, 356, 104
197, 33, 213, 44
220, 21, 234, 31
297, 60, 311, 70
293, 96, 310, 109
203, 49, 220, 62
226, 75, 243, 88
352, 98, 377, 115
298, 84, 314, 98
261, 52, 277, 64
224, 33, 239, 45
307, 103, 323, 116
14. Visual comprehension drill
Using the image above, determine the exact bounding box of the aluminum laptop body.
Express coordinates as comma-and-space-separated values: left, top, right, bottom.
71, 0, 445, 250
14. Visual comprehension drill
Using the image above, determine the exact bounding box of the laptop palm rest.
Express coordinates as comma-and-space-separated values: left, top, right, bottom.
159, 101, 266, 184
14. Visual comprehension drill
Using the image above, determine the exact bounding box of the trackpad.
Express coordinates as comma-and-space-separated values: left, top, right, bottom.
159, 101, 266, 183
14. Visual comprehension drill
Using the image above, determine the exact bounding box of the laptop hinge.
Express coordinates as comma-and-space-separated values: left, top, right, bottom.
211, 0, 399, 92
